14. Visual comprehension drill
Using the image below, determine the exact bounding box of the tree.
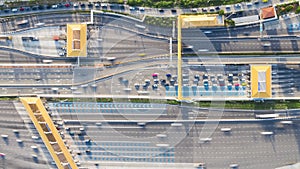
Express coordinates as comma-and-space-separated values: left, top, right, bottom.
296, 6, 300, 14
285, 5, 294, 12
218, 9, 225, 15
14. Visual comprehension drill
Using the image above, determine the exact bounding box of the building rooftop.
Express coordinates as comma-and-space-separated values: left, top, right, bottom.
181, 14, 224, 28
261, 6, 276, 19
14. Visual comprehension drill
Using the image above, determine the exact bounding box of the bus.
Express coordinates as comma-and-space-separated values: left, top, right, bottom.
42, 60, 53, 64
255, 114, 279, 119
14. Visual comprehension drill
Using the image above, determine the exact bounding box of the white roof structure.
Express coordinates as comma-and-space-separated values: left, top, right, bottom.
232, 15, 259, 26
258, 71, 266, 92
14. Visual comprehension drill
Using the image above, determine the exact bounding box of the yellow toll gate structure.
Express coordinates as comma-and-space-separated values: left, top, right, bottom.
67, 24, 87, 57
20, 97, 78, 169
251, 65, 272, 98
181, 14, 224, 28
177, 14, 224, 100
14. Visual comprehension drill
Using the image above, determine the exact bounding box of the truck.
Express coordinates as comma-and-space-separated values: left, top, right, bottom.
53, 34, 66, 41
0, 35, 12, 40
16, 20, 29, 25
21, 36, 39, 41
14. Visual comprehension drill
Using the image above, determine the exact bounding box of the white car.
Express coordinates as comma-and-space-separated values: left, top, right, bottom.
12, 8, 18, 12
73, 3, 79, 7
52, 5, 58, 9
94, 3, 100, 7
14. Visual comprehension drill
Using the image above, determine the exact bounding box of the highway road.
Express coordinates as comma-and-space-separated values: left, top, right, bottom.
0, 101, 53, 169
45, 100, 300, 169
0, 12, 299, 57
0, 59, 299, 99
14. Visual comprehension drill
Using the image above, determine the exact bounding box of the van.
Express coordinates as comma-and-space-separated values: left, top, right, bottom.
171, 123, 182, 127
137, 122, 146, 127
199, 138, 212, 143
156, 134, 167, 138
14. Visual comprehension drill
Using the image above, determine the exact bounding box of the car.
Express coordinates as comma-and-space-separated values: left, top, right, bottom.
109, 4, 115, 9
226, 5, 231, 9
88, 3, 93, 8
94, 3, 100, 8
51, 5, 58, 9
11, 8, 18, 12
199, 137, 212, 143
159, 9, 164, 13
119, 5, 125, 10
101, 3, 108, 7
139, 7, 145, 11
230, 164, 239, 169
198, 49, 209, 52
202, 8, 207, 12
191, 8, 197, 12
0, 153, 5, 158
246, 2, 252, 7
24, 7, 31, 11
129, 7, 135, 11
204, 30, 212, 34
254, 1, 259, 4
65, 3, 70, 8
194, 163, 206, 169
38, 5, 45, 10
19, 7, 25, 11
260, 131, 273, 135
32, 6, 38, 10
57, 3, 63, 8
235, 3, 241, 8
73, 3, 79, 8
262, 43, 271, 47
80, 3, 85, 7
243, 32, 250, 36
221, 128, 232, 132
209, 7, 214, 12
171, 9, 176, 13
215, 6, 220, 10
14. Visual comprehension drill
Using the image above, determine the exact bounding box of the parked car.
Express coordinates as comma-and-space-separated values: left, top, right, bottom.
11, 8, 18, 12
52, 5, 58, 9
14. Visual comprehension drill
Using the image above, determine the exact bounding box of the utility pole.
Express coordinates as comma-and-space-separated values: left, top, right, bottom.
169, 37, 172, 66
172, 20, 175, 39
